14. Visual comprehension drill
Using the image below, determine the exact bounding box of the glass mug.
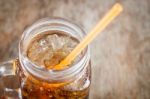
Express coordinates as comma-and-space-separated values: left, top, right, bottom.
0, 18, 91, 99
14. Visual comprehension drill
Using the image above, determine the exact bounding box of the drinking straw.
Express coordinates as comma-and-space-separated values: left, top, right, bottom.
53, 3, 123, 70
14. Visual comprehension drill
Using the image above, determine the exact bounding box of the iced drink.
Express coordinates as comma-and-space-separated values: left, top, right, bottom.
20, 31, 90, 99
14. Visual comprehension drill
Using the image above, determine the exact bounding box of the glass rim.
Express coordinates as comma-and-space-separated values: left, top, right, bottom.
19, 17, 90, 82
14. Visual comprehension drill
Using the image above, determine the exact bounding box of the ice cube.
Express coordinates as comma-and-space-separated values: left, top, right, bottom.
27, 33, 79, 70
44, 49, 69, 68
47, 34, 64, 50
39, 39, 47, 46
63, 37, 78, 49
27, 37, 54, 66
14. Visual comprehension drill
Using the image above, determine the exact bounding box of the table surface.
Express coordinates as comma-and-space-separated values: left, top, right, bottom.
0, 0, 150, 99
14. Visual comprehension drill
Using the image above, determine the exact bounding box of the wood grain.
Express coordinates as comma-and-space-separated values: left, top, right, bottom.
0, 0, 150, 98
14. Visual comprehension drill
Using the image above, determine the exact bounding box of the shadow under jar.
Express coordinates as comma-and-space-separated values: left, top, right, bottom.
0, 18, 91, 99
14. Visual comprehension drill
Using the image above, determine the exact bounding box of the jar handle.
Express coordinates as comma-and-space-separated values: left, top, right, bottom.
0, 59, 22, 99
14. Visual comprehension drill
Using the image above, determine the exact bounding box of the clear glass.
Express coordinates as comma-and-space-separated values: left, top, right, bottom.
0, 18, 91, 99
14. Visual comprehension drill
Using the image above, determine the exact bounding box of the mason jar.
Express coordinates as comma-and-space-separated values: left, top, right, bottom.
0, 18, 91, 99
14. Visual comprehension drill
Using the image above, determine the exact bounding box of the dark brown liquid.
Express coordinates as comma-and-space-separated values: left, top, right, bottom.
21, 75, 90, 99
20, 32, 90, 99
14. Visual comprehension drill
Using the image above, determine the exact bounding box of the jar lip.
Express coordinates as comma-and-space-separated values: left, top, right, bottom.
19, 18, 90, 82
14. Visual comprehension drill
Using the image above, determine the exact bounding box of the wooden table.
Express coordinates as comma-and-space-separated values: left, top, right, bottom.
0, 0, 150, 98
